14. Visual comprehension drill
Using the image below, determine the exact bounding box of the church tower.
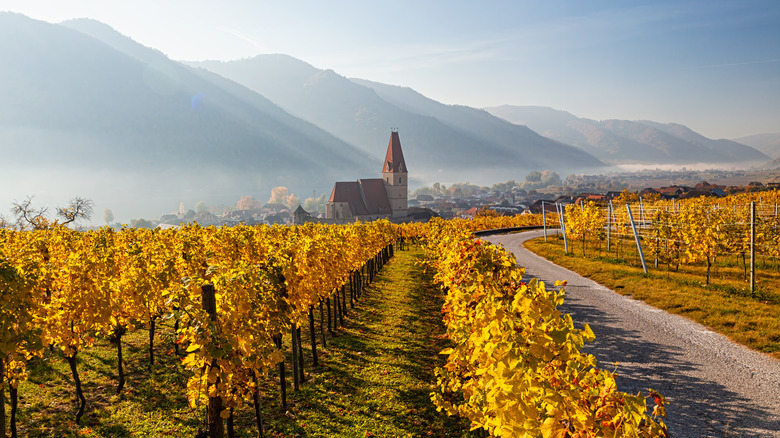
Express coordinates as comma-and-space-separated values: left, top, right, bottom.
382, 130, 408, 218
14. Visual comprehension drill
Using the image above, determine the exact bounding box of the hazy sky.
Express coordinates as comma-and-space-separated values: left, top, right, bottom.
4, 0, 780, 139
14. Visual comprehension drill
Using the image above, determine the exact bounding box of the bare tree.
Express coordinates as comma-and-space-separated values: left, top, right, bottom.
11, 196, 49, 230
57, 197, 94, 226
11, 196, 94, 230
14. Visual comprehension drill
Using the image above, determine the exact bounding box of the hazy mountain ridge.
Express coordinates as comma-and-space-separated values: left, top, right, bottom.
734, 132, 780, 160
485, 105, 769, 166
0, 13, 375, 220
188, 56, 604, 185
350, 78, 601, 170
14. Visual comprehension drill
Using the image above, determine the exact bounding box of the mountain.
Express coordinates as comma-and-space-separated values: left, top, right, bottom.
351, 78, 602, 171
733, 133, 780, 160
484, 105, 769, 166
188, 56, 604, 185
0, 14, 375, 221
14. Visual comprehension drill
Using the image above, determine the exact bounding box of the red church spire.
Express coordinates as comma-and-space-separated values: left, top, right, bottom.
382, 130, 407, 173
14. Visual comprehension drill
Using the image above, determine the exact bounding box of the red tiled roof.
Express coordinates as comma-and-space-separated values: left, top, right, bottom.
360, 179, 392, 215
382, 131, 407, 173
328, 179, 392, 217
329, 181, 368, 216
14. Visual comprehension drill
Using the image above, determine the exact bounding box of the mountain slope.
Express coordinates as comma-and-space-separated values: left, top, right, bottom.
484, 105, 769, 165
189, 56, 604, 185
0, 14, 375, 219
734, 132, 780, 159
637, 121, 768, 163
351, 79, 602, 171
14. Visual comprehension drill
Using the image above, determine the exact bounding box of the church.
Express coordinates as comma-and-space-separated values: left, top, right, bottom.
325, 130, 408, 222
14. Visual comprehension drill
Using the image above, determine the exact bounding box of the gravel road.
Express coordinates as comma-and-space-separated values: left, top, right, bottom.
486, 230, 780, 437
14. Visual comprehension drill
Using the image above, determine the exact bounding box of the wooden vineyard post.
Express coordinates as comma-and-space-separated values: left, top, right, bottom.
355, 270, 360, 299
297, 326, 305, 383
308, 307, 318, 366
349, 277, 355, 308
333, 291, 341, 328
1, 357, 5, 438
9, 385, 16, 438
750, 201, 756, 295
326, 297, 334, 335
341, 285, 348, 319
251, 371, 265, 438
319, 301, 327, 348
606, 202, 611, 252
356, 270, 362, 298
542, 201, 548, 242
273, 334, 286, 410
350, 274, 356, 304
626, 204, 648, 274
291, 324, 300, 391
201, 284, 224, 438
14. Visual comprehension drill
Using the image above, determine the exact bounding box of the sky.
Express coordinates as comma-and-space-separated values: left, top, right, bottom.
3, 0, 780, 139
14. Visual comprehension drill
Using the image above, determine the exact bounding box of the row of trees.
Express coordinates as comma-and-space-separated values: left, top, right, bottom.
410, 171, 564, 199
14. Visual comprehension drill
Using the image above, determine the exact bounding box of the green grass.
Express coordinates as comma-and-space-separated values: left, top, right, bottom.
6, 247, 470, 437
260, 247, 470, 438
525, 235, 780, 359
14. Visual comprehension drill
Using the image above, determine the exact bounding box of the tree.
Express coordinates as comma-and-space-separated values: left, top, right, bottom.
614, 189, 640, 205
476, 206, 499, 218
104, 208, 114, 225
132, 218, 154, 229
195, 201, 209, 213
525, 171, 542, 183
11, 196, 49, 230
303, 194, 327, 214
12, 196, 93, 230
522, 170, 561, 190
236, 196, 263, 211
56, 197, 94, 226
491, 180, 517, 194
268, 186, 300, 210
540, 170, 561, 187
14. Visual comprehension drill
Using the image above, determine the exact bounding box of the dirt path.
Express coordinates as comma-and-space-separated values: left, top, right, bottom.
487, 230, 780, 438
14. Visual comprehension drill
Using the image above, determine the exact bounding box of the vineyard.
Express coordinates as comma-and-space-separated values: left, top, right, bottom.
0, 214, 670, 437
559, 191, 780, 293
421, 219, 666, 437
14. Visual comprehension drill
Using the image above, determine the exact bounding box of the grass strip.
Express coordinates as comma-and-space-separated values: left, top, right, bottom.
262, 246, 470, 437
10, 246, 468, 437
525, 236, 780, 359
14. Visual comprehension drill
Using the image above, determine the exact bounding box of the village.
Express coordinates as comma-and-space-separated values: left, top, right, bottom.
124, 131, 780, 229
143, 170, 780, 230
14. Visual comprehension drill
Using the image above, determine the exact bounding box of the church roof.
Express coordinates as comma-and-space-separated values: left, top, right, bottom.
328, 179, 392, 217
382, 131, 407, 173
329, 181, 368, 216
360, 179, 392, 215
